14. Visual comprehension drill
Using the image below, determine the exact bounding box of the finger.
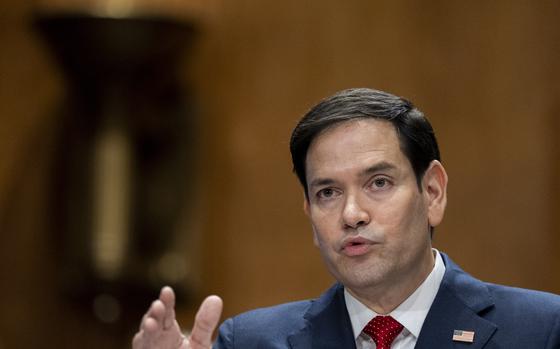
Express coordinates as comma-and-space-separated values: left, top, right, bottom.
189, 295, 223, 348
139, 312, 148, 331
138, 297, 157, 331
132, 331, 143, 349
141, 300, 165, 332
143, 317, 159, 333
160, 286, 176, 330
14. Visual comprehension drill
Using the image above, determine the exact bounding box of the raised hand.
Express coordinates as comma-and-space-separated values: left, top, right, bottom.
133, 286, 223, 349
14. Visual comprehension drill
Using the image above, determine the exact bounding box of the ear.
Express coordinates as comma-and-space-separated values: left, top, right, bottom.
303, 194, 310, 217
422, 160, 448, 228
303, 195, 320, 247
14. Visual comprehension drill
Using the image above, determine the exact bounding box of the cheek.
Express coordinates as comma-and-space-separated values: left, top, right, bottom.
376, 194, 426, 234
374, 202, 407, 229
399, 198, 430, 240
310, 205, 336, 227
309, 213, 337, 246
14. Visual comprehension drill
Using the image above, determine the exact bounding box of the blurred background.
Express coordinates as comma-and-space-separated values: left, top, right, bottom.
1, 0, 559, 347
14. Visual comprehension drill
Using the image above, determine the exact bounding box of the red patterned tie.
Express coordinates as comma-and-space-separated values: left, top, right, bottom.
363, 315, 404, 349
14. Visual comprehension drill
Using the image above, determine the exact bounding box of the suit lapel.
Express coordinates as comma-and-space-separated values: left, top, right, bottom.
287, 283, 356, 349
415, 254, 497, 348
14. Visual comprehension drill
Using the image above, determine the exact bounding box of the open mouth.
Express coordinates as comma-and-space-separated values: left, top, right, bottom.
342, 239, 373, 256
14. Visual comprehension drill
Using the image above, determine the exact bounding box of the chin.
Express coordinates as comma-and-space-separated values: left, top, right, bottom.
336, 266, 387, 290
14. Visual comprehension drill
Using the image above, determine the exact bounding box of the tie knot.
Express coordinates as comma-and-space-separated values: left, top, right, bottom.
363, 315, 404, 349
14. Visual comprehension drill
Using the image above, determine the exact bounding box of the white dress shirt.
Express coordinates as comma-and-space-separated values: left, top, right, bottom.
344, 249, 446, 349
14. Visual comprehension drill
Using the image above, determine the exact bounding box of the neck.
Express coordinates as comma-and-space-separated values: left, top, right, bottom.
347, 249, 435, 314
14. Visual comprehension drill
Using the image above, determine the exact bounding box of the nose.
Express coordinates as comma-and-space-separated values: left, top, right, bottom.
342, 194, 370, 229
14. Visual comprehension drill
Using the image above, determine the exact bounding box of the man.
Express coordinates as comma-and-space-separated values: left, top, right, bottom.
133, 88, 560, 348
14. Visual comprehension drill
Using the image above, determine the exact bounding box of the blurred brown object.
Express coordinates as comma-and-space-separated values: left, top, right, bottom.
35, 5, 200, 334
34, 0, 217, 20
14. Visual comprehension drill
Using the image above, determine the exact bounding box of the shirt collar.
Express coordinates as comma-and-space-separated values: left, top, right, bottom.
344, 249, 446, 340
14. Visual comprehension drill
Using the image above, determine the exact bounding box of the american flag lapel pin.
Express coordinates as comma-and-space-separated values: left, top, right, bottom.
452, 330, 475, 343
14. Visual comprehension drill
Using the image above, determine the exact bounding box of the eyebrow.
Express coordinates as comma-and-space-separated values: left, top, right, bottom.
308, 161, 397, 188
362, 161, 397, 176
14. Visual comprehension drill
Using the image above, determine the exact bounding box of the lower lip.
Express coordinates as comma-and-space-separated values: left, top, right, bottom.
342, 244, 372, 257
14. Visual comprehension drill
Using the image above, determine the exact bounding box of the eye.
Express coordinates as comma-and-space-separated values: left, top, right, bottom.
317, 188, 339, 200
369, 177, 392, 191
373, 178, 387, 188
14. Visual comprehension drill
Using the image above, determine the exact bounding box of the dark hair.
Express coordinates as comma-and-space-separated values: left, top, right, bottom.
290, 88, 440, 197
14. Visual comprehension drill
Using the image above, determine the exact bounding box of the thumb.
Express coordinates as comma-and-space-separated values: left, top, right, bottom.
188, 295, 223, 348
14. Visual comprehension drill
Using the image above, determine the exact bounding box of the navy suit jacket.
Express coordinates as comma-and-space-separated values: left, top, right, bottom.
214, 253, 560, 348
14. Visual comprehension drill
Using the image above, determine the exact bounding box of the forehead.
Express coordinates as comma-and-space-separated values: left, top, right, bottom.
305, 119, 408, 179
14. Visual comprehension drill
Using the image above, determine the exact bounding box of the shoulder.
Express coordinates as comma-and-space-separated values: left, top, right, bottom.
213, 299, 313, 349
443, 253, 560, 310
213, 283, 346, 349
230, 298, 314, 329
441, 252, 560, 315
485, 282, 560, 317
439, 253, 560, 346
483, 283, 560, 346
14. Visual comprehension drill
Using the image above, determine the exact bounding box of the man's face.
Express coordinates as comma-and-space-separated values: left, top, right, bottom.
304, 119, 446, 298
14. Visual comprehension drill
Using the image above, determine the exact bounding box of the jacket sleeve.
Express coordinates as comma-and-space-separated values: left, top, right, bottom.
212, 318, 234, 349
546, 311, 560, 349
